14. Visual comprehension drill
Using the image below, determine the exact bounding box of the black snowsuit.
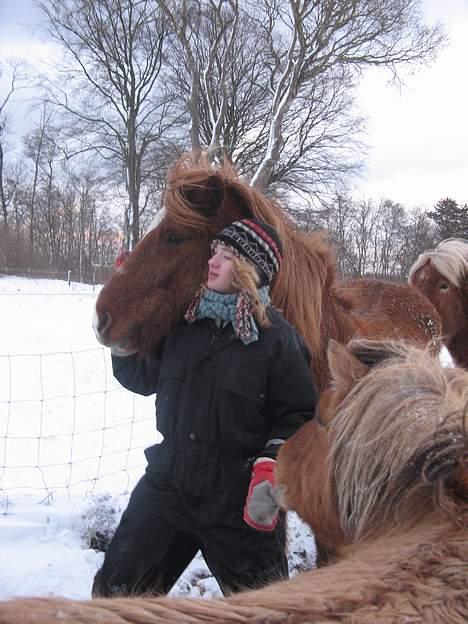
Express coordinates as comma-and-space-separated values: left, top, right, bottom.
93, 307, 317, 597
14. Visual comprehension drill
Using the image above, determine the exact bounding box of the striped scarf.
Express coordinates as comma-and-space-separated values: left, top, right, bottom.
185, 286, 270, 345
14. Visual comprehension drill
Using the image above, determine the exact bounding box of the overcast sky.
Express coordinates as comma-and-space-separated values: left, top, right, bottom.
355, 0, 468, 209
1, 0, 467, 211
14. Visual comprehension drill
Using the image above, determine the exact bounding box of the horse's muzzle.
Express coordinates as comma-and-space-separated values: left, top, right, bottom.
93, 309, 113, 344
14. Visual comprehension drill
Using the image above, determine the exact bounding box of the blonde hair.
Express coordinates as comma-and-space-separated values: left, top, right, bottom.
231, 255, 271, 328
332, 341, 468, 542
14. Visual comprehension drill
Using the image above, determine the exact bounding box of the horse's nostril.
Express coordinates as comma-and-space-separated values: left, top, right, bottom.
98, 311, 112, 335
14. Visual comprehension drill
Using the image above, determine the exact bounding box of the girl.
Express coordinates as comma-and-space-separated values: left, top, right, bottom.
93, 218, 317, 597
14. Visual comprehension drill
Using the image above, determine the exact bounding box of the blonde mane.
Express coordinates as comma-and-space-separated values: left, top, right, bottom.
409, 238, 468, 288
332, 341, 468, 543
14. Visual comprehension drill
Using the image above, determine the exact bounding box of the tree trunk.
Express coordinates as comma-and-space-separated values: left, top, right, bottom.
30, 130, 44, 257
0, 141, 8, 229
127, 113, 140, 248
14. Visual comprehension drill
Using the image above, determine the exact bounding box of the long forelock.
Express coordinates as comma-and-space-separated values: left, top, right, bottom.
331, 345, 468, 542
410, 239, 468, 288
163, 155, 286, 235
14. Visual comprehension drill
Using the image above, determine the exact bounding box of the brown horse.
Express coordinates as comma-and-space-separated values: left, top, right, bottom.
2, 340, 467, 622
94, 155, 440, 391
409, 238, 468, 369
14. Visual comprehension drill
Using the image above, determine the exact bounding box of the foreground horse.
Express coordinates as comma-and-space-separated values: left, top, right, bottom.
94, 155, 440, 390
2, 341, 467, 622
409, 238, 468, 369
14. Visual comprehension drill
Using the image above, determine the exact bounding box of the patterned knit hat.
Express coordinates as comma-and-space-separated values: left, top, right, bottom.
212, 219, 283, 286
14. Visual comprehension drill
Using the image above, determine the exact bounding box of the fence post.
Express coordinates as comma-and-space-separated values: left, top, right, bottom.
68, 270, 71, 286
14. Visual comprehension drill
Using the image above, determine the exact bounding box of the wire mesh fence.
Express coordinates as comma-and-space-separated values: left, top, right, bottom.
0, 347, 158, 508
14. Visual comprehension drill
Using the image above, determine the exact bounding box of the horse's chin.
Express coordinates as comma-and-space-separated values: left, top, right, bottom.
95, 333, 138, 355
109, 345, 139, 357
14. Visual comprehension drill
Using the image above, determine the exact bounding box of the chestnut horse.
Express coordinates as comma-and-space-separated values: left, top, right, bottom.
409, 238, 468, 369
94, 155, 440, 391
2, 340, 467, 622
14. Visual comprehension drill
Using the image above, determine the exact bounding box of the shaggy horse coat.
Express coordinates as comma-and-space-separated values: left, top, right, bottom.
409, 237, 468, 369
1, 341, 467, 623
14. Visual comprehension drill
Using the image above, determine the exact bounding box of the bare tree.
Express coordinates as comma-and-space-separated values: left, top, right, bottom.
0, 61, 28, 229
22, 103, 56, 258
160, 0, 363, 197
326, 193, 440, 280
398, 208, 437, 278
250, 0, 445, 191
38, 0, 176, 246
348, 198, 377, 276
159, 0, 271, 165
159, 0, 444, 201
325, 192, 355, 276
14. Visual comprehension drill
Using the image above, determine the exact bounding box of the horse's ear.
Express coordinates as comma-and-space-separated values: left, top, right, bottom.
327, 339, 369, 392
181, 172, 253, 223
182, 175, 226, 218
204, 175, 227, 217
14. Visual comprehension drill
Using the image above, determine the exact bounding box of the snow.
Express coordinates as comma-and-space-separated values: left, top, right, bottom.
0, 275, 316, 602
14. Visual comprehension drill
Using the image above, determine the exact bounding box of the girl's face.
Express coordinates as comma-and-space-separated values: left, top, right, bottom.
207, 243, 237, 293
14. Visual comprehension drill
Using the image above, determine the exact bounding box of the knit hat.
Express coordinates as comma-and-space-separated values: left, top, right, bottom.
212, 219, 283, 286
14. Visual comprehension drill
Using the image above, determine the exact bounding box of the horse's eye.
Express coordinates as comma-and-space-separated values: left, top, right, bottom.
167, 233, 184, 245
439, 282, 450, 292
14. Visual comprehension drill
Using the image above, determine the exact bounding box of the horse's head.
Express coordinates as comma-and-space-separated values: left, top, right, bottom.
93, 156, 283, 354
277, 339, 468, 551
409, 238, 468, 341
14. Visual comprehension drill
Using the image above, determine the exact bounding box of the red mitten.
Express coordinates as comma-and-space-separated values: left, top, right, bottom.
243, 459, 279, 531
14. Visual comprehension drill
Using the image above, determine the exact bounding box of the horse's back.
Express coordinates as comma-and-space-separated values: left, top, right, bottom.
337, 278, 441, 346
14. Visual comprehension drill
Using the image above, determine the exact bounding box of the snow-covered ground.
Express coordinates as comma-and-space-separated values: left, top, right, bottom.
0, 275, 315, 601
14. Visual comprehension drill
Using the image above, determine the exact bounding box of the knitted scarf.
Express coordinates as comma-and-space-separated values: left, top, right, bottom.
185, 286, 270, 345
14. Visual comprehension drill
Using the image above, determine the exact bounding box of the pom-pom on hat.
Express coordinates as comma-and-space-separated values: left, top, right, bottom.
213, 218, 283, 286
